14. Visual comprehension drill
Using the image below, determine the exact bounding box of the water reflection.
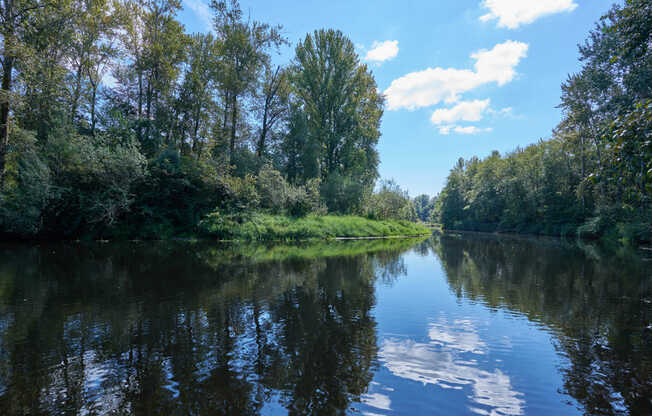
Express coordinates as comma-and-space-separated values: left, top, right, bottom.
432, 235, 652, 416
379, 316, 524, 415
0, 235, 649, 415
0, 239, 417, 415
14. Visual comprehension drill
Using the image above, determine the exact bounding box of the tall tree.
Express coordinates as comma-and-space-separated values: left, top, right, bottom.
173, 32, 220, 156
66, 0, 122, 133
292, 29, 384, 212
210, 0, 284, 160
113, 0, 186, 154
255, 65, 288, 158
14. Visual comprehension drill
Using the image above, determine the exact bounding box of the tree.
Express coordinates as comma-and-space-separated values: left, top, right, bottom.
414, 194, 434, 222
0, 0, 49, 181
210, 0, 284, 160
113, 0, 186, 155
255, 65, 289, 158
292, 29, 384, 212
66, 0, 122, 132
173, 32, 220, 156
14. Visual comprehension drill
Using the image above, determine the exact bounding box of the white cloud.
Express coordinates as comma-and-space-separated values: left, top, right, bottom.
430, 99, 490, 125
438, 125, 454, 135
438, 125, 493, 135
480, 0, 578, 29
184, 0, 213, 31
384, 40, 528, 110
365, 40, 399, 63
454, 125, 493, 135
488, 106, 513, 116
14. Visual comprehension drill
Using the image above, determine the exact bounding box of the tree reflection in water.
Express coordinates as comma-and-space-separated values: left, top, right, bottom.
432, 234, 652, 416
0, 239, 414, 415
0, 236, 649, 415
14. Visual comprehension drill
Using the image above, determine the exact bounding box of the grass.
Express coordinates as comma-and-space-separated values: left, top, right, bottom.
199, 212, 432, 241
196, 237, 429, 268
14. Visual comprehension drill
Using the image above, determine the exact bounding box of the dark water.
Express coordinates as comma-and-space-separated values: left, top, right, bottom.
0, 235, 650, 415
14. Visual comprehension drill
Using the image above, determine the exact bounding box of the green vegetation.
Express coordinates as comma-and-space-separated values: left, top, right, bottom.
197, 236, 426, 266
199, 213, 431, 241
0, 0, 422, 240
2, 0, 648, 243
434, 0, 651, 245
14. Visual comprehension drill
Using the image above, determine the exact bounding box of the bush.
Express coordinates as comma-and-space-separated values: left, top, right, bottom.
225, 174, 260, 212
0, 128, 53, 236
366, 179, 416, 221
321, 172, 368, 214
40, 132, 147, 236
286, 178, 323, 217
257, 164, 288, 213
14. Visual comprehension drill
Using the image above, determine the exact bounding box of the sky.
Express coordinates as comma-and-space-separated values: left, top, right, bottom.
179, 0, 617, 196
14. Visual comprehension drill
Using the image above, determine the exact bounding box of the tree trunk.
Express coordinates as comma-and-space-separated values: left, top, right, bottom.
137, 71, 143, 141
90, 82, 97, 135
70, 63, 84, 124
230, 94, 237, 159
192, 106, 200, 157
257, 104, 269, 157
1, 55, 14, 181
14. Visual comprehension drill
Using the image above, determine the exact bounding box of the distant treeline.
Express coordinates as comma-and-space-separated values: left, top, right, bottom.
0, 0, 423, 239
435, 0, 651, 244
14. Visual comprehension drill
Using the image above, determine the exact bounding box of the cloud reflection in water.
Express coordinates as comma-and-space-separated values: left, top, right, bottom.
379, 318, 524, 415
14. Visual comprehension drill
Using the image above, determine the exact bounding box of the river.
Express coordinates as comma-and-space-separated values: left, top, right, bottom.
0, 235, 650, 415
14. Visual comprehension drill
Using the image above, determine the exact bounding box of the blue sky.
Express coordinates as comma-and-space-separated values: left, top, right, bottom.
179, 0, 616, 196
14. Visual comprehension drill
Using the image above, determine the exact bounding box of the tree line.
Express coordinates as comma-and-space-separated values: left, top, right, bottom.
435, 0, 651, 244
0, 0, 419, 239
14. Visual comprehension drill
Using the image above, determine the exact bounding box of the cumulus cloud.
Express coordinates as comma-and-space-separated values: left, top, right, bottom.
184, 0, 213, 31
480, 0, 578, 29
471, 41, 529, 85
365, 40, 399, 63
430, 99, 490, 125
438, 125, 493, 135
384, 40, 528, 110
455, 126, 493, 134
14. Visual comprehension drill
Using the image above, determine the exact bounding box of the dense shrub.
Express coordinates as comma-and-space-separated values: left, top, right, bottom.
128, 148, 228, 238
366, 179, 417, 221
257, 164, 288, 213
0, 129, 53, 236
320, 173, 368, 214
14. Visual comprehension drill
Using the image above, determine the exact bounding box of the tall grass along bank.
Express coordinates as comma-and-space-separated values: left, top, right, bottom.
199, 213, 431, 241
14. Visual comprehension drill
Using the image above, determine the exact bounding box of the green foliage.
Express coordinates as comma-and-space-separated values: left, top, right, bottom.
286, 178, 322, 217
0, 0, 392, 239
225, 173, 260, 212
199, 213, 431, 241
42, 131, 147, 236
257, 164, 288, 213
129, 148, 227, 238
366, 179, 416, 222
320, 172, 368, 214
0, 128, 52, 235
413, 194, 436, 222
437, 0, 651, 244
291, 29, 383, 213
606, 99, 652, 205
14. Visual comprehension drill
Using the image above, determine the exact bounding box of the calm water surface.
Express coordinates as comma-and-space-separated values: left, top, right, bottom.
0, 235, 650, 415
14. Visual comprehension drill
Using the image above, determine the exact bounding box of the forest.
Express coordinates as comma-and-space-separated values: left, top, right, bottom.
1, 0, 649, 243
435, 0, 651, 244
0, 0, 422, 239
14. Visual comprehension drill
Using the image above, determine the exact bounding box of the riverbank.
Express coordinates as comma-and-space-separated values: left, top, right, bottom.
441, 219, 651, 247
199, 213, 432, 241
